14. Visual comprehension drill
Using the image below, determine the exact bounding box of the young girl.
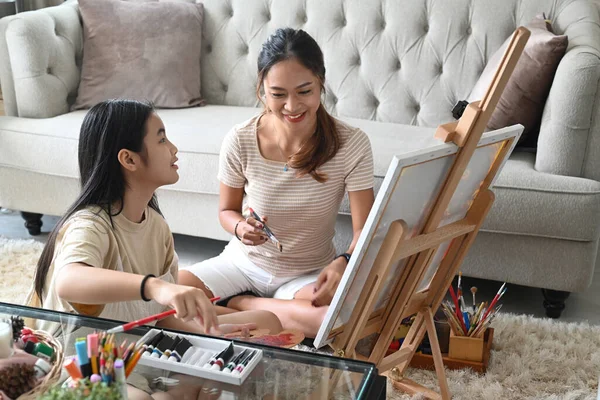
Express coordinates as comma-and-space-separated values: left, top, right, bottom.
25, 99, 282, 338
179, 28, 375, 338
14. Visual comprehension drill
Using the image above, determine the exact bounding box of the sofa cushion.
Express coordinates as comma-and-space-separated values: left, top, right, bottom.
1, 106, 599, 241
484, 152, 600, 241
468, 14, 568, 146
72, 0, 205, 110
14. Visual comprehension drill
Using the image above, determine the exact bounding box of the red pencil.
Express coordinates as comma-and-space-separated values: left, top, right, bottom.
106, 296, 220, 334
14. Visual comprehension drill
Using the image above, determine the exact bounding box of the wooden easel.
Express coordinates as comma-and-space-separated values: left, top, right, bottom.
322, 27, 530, 399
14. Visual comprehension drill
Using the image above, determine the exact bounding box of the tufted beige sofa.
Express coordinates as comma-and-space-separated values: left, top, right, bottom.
1, 0, 600, 317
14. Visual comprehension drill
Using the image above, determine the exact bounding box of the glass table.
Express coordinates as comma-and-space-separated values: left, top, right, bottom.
0, 302, 386, 399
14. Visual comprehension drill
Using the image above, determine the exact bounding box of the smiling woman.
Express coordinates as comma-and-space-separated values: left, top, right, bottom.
178, 28, 376, 338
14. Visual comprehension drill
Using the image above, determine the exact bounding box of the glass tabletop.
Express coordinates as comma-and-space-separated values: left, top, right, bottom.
0, 302, 383, 399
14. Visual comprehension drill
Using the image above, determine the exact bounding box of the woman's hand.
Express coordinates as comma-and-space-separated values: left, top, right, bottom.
145, 279, 219, 333
311, 257, 347, 307
236, 215, 270, 246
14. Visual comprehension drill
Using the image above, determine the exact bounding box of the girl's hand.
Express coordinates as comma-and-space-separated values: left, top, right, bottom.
237, 215, 269, 246
146, 279, 219, 333
311, 257, 347, 307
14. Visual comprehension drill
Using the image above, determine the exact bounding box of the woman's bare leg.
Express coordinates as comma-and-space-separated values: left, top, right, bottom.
227, 283, 327, 338
178, 270, 214, 297
218, 310, 283, 334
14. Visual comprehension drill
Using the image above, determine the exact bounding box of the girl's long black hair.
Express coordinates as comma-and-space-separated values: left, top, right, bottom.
34, 99, 161, 303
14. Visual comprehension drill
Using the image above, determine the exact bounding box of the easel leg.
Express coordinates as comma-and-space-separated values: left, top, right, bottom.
423, 308, 451, 399
383, 308, 451, 400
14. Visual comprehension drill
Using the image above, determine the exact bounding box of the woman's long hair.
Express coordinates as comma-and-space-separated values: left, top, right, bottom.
256, 28, 339, 183
34, 99, 161, 302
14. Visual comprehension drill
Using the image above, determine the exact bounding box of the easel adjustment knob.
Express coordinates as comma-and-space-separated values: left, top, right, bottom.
452, 100, 469, 119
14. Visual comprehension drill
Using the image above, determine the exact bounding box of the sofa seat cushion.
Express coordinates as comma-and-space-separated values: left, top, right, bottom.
483, 152, 600, 242
0, 105, 435, 189
2, 105, 599, 241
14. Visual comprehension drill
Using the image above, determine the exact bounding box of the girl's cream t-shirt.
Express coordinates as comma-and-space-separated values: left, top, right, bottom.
25, 206, 178, 333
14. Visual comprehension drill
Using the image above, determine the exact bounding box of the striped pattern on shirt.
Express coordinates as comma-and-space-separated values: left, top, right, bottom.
218, 113, 374, 277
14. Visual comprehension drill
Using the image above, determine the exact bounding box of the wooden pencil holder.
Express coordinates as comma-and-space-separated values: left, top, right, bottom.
448, 331, 484, 362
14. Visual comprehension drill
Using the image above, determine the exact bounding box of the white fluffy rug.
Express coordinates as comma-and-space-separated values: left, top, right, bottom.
0, 236, 43, 305
2, 236, 600, 399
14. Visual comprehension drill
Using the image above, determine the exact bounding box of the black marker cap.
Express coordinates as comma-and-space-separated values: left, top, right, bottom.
155, 335, 175, 353
174, 338, 192, 357
145, 331, 165, 348
169, 337, 183, 352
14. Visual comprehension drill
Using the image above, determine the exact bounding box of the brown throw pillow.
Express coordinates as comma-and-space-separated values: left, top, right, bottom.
73, 0, 204, 110
468, 15, 567, 145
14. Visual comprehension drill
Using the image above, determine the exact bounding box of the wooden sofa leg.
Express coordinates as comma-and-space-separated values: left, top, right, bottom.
541, 289, 570, 319
21, 212, 43, 236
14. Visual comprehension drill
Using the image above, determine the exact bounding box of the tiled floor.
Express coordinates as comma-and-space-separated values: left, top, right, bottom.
1, 208, 599, 325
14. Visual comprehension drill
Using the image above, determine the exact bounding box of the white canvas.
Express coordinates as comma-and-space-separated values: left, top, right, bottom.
313, 125, 523, 349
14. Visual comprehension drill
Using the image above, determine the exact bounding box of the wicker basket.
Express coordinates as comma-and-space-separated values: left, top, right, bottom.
17, 330, 64, 400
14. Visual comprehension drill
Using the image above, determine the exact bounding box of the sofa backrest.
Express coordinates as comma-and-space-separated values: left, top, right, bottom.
1, 0, 599, 180
200, 0, 572, 127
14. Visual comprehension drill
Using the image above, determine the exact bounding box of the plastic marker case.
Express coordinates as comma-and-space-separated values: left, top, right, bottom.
136, 329, 263, 385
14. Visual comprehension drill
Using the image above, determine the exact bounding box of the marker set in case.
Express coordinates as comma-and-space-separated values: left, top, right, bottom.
136, 329, 263, 385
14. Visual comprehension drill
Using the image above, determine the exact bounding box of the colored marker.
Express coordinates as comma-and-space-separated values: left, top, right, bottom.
223, 350, 247, 373
160, 337, 182, 360
231, 350, 256, 376
204, 342, 234, 369
63, 357, 83, 380
151, 336, 175, 359
168, 338, 193, 362
143, 331, 165, 356
114, 359, 128, 400
75, 340, 92, 378
87, 334, 99, 375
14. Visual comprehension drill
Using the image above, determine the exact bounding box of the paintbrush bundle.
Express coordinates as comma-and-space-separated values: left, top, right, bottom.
444, 278, 506, 338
